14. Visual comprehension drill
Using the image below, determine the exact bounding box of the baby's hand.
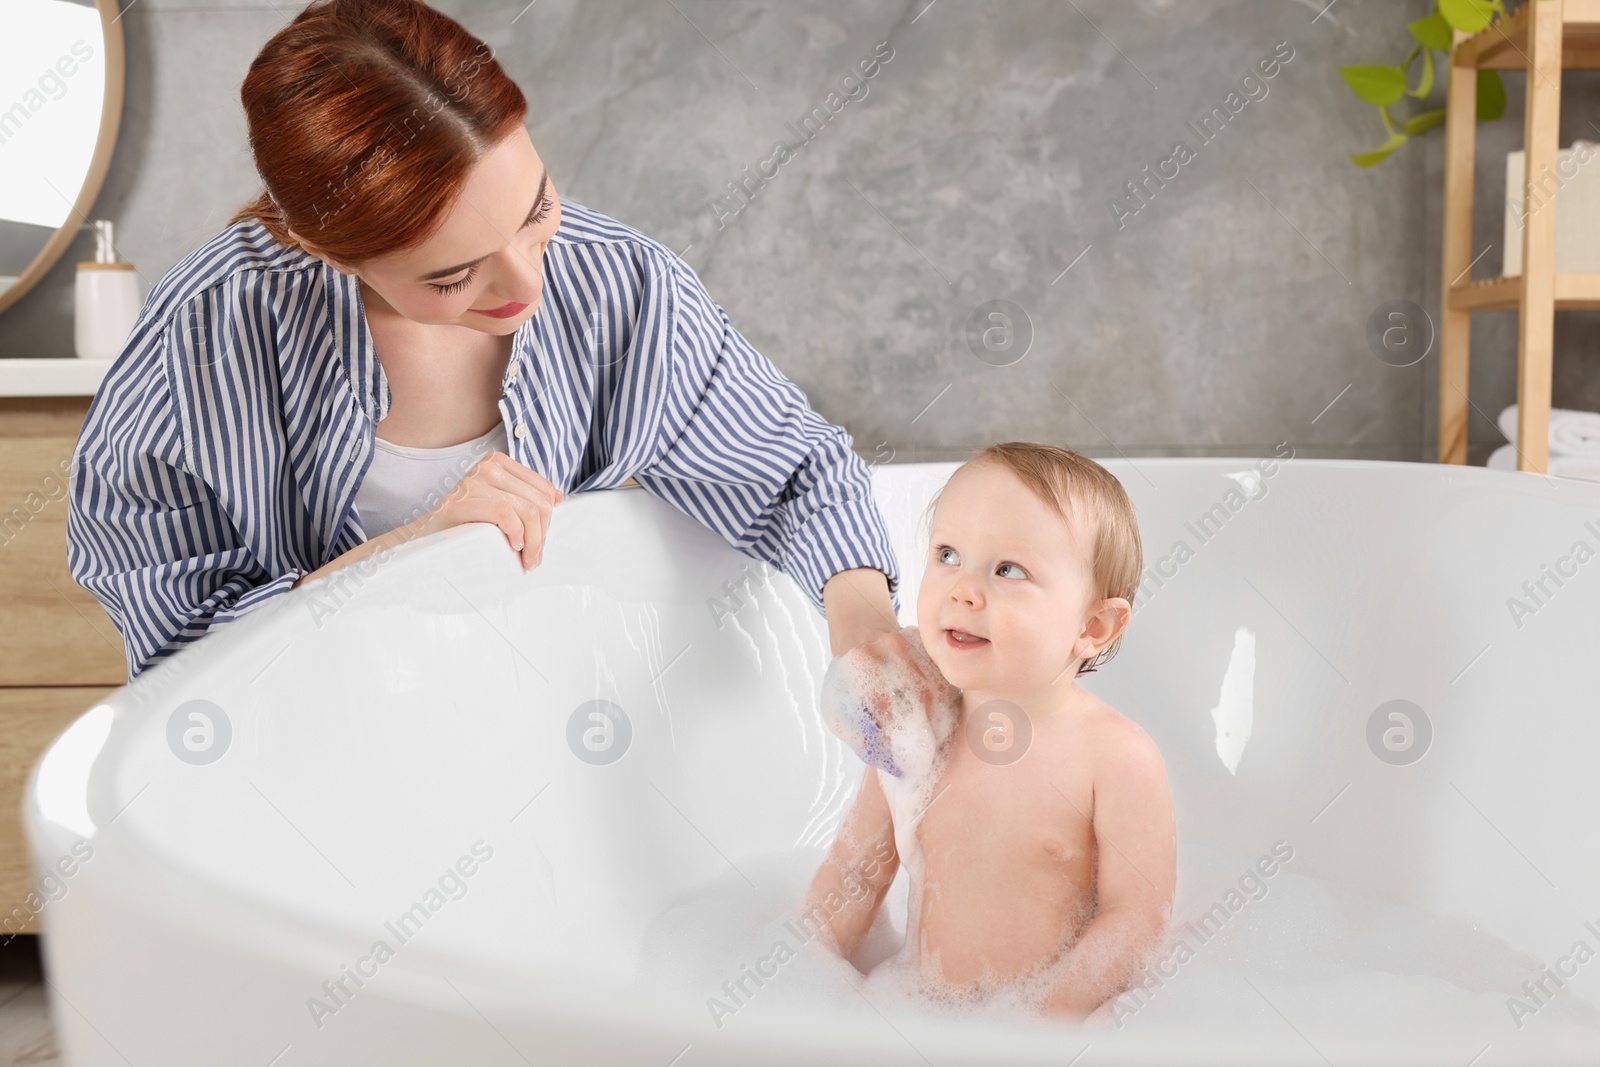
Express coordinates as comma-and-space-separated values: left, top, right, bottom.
821, 625, 961, 776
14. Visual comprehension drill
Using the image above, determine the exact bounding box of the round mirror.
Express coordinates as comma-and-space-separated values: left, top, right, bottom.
0, 0, 124, 314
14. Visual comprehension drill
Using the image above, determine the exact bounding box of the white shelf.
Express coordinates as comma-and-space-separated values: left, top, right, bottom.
0, 358, 114, 398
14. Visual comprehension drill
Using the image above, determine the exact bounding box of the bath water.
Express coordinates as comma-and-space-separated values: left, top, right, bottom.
634, 843, 1600, 1049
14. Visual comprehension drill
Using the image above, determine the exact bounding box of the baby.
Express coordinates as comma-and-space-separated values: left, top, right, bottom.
803, 442, 1176, 1020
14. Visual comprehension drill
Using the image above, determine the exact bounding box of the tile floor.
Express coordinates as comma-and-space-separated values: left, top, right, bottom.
0, 939, 56, 1066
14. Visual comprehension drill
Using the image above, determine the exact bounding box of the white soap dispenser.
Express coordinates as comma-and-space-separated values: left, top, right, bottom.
75, 219, 141, 360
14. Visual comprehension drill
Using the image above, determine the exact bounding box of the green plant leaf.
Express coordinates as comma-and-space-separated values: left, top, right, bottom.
1439, 0, 1495, 33
1340, 64, 1408, 106
1404, 108, 1447, 135
1378, 103, 1401, 139
1408, 12, 1453, 51
1352, 132, 1410, 168
1477, 68, 1506, 120
1407, 47, 1436, 98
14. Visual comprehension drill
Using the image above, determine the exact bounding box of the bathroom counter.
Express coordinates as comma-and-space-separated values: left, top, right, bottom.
0, 358, 114, 398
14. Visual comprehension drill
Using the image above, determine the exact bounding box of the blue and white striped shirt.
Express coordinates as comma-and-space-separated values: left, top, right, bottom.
67, 199, 901, 679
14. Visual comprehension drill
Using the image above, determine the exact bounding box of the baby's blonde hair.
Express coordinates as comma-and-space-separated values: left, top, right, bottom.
922, 442, 1143, 675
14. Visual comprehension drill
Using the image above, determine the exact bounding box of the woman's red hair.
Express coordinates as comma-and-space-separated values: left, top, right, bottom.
227, 0, 527, 263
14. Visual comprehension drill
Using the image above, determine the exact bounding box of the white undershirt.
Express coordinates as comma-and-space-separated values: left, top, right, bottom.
353, 421, 509, 539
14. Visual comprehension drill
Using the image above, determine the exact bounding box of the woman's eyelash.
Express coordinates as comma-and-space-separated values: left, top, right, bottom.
526, 189, 553, 228
427, 190, 554, 295
429, 267, 478, 295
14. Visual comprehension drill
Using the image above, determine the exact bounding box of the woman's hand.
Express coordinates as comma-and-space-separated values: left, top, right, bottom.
822, 567, 898, 657
849, 625, 960, 730
821, 625, 962, 776
403, 451, 564, 571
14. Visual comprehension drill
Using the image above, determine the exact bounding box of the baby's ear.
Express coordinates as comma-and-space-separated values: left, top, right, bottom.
1080, 596, 1132, 654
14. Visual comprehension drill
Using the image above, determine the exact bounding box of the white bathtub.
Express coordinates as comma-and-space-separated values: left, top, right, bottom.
26, 457, 1600, 1065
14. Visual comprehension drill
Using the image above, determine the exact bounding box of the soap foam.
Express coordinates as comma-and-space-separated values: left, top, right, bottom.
818, 624, 962, 782
818, 624, 964, 991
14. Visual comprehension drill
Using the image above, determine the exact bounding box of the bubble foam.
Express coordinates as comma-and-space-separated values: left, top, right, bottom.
818, 625, 961, 781
819, 626, 978, 1009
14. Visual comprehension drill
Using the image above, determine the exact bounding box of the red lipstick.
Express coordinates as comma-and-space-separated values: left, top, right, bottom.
473, 300, 528, 319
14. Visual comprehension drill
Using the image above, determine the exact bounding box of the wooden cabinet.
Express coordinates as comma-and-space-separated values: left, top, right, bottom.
0, 397, 125, 932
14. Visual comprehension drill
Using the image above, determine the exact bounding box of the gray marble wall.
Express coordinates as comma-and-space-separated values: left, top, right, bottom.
4, 0, 1596, 468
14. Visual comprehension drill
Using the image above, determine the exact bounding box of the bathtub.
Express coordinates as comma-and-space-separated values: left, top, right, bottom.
25, 457, 1600, 1066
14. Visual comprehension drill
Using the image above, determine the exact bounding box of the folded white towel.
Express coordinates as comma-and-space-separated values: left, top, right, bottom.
1487, 443, 1600, 482
1497, 403, 1600, 457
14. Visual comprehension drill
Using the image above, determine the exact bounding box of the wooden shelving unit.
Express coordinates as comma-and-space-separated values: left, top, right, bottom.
1438, 0, 1600, 472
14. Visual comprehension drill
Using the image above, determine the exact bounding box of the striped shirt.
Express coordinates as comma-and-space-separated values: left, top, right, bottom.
67, 199, 901, 679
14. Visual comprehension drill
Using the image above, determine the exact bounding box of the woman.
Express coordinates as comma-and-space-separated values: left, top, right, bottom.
66, 0, 916, 682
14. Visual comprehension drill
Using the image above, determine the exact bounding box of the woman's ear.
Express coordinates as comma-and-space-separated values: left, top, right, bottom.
1073, 596, 1132, 662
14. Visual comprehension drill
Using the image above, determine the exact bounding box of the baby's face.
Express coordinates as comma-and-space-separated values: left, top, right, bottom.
915, 462, 1108, 700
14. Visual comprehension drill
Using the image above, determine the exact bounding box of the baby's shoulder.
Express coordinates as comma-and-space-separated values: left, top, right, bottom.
1072, 694, 1166, 773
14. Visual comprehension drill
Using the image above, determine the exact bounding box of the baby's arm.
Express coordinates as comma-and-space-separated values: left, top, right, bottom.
1039, 719, 1177, 1019
800, 765, 900, 965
